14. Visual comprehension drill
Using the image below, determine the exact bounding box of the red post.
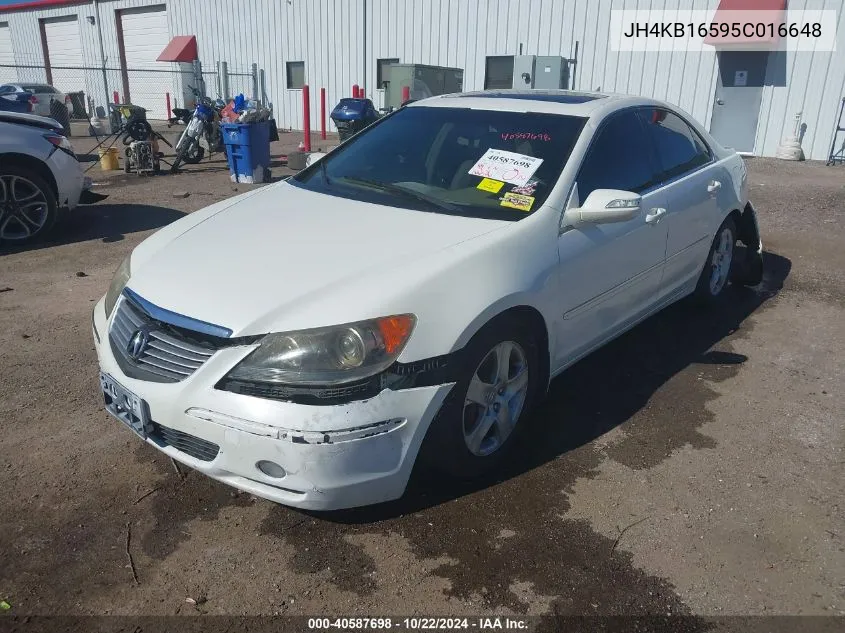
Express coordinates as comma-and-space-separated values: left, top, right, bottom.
302, 84, 312, 152
352, 84, 360, 98
165, 92, 172, 120
320, 87, 327, 140
113, 91, 119, 104
401, 85, 410, 104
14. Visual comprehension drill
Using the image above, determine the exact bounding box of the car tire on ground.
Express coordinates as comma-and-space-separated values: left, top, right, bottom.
421, 314, 541, 480
693, 216, 738, 305
0, 165, 59, 246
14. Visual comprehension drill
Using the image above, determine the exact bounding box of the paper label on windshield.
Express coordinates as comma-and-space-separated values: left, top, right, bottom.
476, 178, 505, 193
468, 149, 543, 187
501, 192, 535, 212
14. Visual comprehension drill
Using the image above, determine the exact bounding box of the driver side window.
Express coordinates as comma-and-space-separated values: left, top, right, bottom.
576, 111, 661, 204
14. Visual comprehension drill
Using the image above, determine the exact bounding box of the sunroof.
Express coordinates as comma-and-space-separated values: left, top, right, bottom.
460, 91, 605, 104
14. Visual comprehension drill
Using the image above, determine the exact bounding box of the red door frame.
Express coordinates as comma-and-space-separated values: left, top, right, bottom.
114, 8, 131, 103
38, 19, 53, 84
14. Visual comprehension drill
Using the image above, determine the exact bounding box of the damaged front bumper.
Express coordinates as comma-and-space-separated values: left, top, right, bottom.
92, 297, 454, 510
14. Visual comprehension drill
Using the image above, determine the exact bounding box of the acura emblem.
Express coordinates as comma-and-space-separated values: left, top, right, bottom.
127, 328, 150, 360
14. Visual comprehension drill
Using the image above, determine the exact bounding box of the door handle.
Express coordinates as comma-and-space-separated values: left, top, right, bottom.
645, 207, 667, 225
707, 180, 722, 194
716, 99, 725, 105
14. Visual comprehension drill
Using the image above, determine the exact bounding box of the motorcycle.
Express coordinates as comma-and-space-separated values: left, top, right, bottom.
170, 96, 225, 172
168, 107, 193, 126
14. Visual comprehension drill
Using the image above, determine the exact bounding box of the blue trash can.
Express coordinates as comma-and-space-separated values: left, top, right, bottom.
221, 121, 272, 184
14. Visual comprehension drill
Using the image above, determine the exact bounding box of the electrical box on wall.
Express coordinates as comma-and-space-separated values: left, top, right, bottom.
512, 55, 569, 89
383, 64, 464, 110
512, 56, 537, 89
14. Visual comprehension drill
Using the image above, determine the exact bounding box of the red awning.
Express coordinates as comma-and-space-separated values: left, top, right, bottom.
704, 0, 788, 48
156, 36, 198, 63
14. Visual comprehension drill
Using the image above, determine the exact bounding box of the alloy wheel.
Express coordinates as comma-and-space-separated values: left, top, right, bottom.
709, 226, 734, 295
0, 174, 50, 241
462, 340, 530, 457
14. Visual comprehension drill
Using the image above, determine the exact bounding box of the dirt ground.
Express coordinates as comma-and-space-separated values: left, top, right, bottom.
0, 134, 843, 628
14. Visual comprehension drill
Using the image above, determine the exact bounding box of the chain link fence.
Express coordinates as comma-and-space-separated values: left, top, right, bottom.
0, 61, 261, 126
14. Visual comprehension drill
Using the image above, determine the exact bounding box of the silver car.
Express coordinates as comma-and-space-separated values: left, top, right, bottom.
0, 111, 105, 245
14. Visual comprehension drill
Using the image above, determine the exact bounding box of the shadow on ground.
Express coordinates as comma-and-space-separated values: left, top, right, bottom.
253, 251, 792, 621
0, 204, 185, 254
328, 250, 792, 522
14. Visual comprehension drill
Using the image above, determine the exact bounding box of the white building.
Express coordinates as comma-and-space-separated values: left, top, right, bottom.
1, 0, 843, 160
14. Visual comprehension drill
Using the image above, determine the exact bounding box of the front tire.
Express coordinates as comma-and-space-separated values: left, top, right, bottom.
170, 137, 204, 172
0, 166, 58, 246
693, 216, 737, 304
421, 315, 541, 479
183, 143, 205, 164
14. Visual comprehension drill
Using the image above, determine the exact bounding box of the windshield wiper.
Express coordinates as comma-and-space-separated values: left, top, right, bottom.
340, 177, 461, 213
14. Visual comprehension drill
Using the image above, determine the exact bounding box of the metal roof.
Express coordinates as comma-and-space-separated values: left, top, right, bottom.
0, 0, 86, 13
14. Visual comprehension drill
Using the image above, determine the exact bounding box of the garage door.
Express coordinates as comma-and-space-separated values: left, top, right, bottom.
0, 22, 17, 84
43, 15, 86, 93
120, 5, 171, 119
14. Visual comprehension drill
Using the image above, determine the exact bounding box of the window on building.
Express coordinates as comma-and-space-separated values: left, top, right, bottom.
377, 58, 400, 89
576, 111, 661, 202
639, 108, 712, 180
286, 61, 305, 89
484, 56, 514, 90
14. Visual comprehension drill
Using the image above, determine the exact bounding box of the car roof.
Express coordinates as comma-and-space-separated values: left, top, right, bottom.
3, 83, 54, 90
409, 89, 668, 119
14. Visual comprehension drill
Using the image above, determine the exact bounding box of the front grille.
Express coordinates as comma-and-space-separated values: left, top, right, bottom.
149, 423, 220, 462
109, 296, 216, 383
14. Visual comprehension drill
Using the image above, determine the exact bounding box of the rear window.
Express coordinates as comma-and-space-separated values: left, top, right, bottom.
22, 85, 58, 94
293, 106, 587, 221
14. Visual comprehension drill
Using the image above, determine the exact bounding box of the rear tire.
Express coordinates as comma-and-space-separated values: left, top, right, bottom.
420, 315, 541, 479
0, 166, 59, 246
693, 216, 738, 305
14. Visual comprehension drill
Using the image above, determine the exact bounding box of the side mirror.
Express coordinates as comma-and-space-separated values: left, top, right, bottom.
304, 151, 326, 167
568, 189, 641, 225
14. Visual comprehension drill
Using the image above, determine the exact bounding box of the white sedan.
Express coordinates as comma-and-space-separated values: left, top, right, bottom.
93, 90, 763, 510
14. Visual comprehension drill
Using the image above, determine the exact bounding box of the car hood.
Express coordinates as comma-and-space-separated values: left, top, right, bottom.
127, 182, 509, 335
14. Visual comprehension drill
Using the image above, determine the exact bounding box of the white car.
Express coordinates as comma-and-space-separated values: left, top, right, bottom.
0, 83, 71, 120
93, 90, 763, 510
0, 111, 102, 245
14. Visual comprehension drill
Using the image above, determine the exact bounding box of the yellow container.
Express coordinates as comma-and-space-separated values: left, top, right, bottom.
98, 147, 119, 171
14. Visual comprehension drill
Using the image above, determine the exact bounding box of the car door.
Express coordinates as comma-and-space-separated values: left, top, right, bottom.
554, 110, 669, 369
638, 107, 719, 295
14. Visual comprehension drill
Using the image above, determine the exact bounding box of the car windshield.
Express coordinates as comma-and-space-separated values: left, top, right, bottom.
292, 106, 586, 220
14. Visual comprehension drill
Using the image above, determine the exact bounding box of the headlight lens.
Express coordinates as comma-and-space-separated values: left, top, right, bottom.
104, 254, 131, 317
226, 314, 416, 386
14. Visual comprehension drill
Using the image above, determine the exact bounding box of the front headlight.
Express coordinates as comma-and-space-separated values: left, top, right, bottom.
226, 314, 416, 386
104, 254, 132, 317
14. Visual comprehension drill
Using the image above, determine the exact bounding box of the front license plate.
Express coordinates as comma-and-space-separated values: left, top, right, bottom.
100, 372, 150, 439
